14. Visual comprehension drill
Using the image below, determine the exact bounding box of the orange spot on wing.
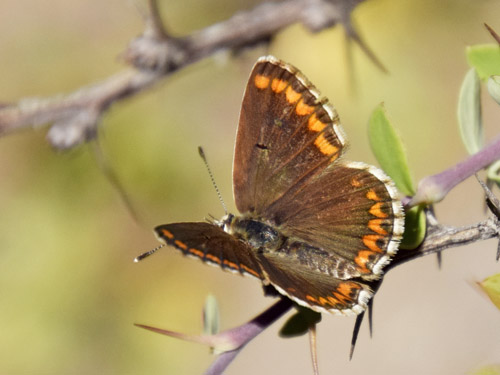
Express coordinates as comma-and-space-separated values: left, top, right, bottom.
161, 229, 174, 239
285, 86, 301, 104
271, 78, 287, 93
296, 99, 315, 116
366, 189, 383, 201
306, 295, 319, 303
318, 296, 329, 306
254, 74, 270, 89
350, 177, 362, 188
174, 240, 187, 250
368, 218, 388, 235
363, 234, 384, 252
354, 251, 373, 273
240, 264, 260, 278
314, 134, 338, 156
324, 283, 361, 307
206, 253, 221, 264
332, 291, 350, 305
338, 282, 360, 296
308, 113, 326, 132
188, 248, 204, 258
223, 259, 239, 270
369, 202, 388, 218
327, 296, 340, 305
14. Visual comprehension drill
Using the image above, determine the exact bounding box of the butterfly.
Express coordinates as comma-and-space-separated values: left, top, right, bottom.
147, 56, 404, 315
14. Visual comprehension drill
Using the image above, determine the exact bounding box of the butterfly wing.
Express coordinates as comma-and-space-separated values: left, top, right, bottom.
154, 223, 264, 280
256, 248, 377, 315
233, 56, 346, 214
263, 162, 405, 280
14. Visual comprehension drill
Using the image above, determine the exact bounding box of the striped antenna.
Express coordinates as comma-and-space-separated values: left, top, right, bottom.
198, 146, 228, 215
134, 243, 165, 262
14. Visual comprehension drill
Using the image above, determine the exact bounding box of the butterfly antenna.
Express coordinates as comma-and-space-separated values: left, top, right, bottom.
134, 243, 165, 262
198, 146, 228, 215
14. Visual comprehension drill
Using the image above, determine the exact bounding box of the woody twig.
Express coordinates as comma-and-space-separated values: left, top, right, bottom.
0, 0, 367, 150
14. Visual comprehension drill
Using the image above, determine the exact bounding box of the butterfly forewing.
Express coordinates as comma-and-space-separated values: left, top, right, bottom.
233, 56, 347, 215
154, 223, 263, 279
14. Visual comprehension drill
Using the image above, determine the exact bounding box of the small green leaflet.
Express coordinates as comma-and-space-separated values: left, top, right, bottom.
479, 273, 500, 311
466, 44, 500, 80
368, 104, 414, 196
368, 104, 425, 249
458, 68, 483, 155
203, 294, 220, 336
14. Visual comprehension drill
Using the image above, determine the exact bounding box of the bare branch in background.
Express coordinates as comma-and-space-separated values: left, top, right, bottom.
0, 0, 369, 150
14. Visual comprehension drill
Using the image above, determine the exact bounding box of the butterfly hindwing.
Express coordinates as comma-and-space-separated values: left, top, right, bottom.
256, 247, 374, 315
262, 162, 404, 279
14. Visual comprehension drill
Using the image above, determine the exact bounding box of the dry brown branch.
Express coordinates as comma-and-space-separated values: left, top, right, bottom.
0, 0, 366, 149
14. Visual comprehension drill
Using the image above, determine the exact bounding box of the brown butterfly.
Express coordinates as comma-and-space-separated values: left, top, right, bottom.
145, 56, 404, 315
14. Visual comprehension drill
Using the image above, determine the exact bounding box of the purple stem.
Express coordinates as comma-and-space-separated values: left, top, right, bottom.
409, 136, 500, 206
204, 350, 240, 375
136, 298, 294, 374
204, 298, 294, 374
220, 298, 294, 344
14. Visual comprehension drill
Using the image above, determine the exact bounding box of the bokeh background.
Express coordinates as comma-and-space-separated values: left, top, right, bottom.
0, 0, 499, 374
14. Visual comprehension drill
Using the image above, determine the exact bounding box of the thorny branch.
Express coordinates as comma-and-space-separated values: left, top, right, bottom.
0, 0, 368, 149
388, 211, 499, 270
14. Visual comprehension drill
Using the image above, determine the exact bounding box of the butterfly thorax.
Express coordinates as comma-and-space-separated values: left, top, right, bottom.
221, 214, 285, 252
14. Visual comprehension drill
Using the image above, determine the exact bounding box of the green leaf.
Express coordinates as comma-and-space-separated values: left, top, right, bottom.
487, 76, 500, 105
458, 68, 483, 155
487, 160, 500, 185
279, 306, 321, 338
368, 104, 415, 196
479, 273, 500, 311
466, 44, 500, 80
203, 294, 220, 335
400, 205, 426, 249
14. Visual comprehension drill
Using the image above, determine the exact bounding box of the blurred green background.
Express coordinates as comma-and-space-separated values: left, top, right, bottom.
0, 0, 499, 374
